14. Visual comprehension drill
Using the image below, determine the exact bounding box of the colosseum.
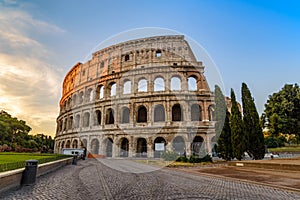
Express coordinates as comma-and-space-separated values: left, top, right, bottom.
54, 35, 216, 158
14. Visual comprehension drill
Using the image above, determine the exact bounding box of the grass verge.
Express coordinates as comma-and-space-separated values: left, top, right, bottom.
0, 152, 71, 172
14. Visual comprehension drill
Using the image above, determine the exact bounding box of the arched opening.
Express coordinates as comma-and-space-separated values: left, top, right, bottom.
68, 116, 73, 129
172, 104, 182, 121
72, 94, 77, 106
122, 107, 130, 123
105, 138, 113, 157
106, 108, 114, 124
136, 138, 147, 157
75, 114, 80, 128
188, 76, 197, 91
154, 105, 165, 122
172, 136, 185, 156
154, 137, 166, 158
191, 104, 202, 121
86, 88, 93, 102
63, 119, 67, 131
83, 112, 90, 127
78, 91, 84, 104
81, 139, 87, 148
154, 77, 165, 91
61, 141, 65, 149
137, 106, 147, 123
191, 136, 204, 156
95, 110, 101, 125
120, 138, 129, 157
91, 139, 99, 154
110, 82, 116, 97
123, 80, 131, 94
208, 105, 215, 121
72, 140, 78, 148
138, 78, 147, 92
96, 85, 104, 99
66, 140, 71, 148
171, 76, 181, 91
155, 50, 162, 58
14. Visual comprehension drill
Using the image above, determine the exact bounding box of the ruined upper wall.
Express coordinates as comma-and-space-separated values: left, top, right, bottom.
61, 35, 205, 98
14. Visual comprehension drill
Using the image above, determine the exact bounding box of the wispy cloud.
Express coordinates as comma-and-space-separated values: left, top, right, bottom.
0, 5, 65, 136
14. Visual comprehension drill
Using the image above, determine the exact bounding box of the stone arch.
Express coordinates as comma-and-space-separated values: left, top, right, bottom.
121, 106, 130, 123
188, 76, 197, 91
72, 139, 78, 148
95, 110, 101, 125
172, 136, 185, 155
137, 105, 147, 123
66, 140, 71, 148
170, 76, 181, 91
78, 91, 84, 104
96, 85, 104, 99
191, 104, 202, 121
75, 114, 80, 128
191, 136, 204, 156
172, 104, 182, 121
80, 138, 87, 148
154, 76, 165, 92
138, 78, 147, 92
61, 141, 65, 149
106, 108, 114, 124
86, 88, 93, 102
120, 137, 129, 157
83, 112, 90, 127
72, 94, 77, 106
136, 138, 147, 157
68, 116, 73, 130
63, 118, 67, 131
91, 138, 99, 154
208, 105, 215, 121
123, 79, 131, 94
154, 104, 165, 122
103, 138, 113, 157
153, 137, 166, 158
108, 82, 116, 97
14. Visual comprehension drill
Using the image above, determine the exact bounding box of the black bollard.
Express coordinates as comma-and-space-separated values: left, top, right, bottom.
72, 155, 77, 165
22, 160, 38, 185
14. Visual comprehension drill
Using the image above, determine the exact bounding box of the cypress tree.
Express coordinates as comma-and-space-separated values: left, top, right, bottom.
230, 89, 246, 160
242, 83, 265, 159
214, 85, 226, 138
216, 110, 232, 160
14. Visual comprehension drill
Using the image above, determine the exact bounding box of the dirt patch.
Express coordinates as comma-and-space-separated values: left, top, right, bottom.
178, 165, 300, 191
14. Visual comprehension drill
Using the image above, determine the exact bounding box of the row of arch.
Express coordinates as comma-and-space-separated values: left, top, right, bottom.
61, 75, 203, 111
57, 103, 214, 132
56, 135, 209, 158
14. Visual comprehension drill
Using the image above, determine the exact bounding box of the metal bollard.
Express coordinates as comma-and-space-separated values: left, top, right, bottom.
72, 155, 77, 165
22, 160, 38, 185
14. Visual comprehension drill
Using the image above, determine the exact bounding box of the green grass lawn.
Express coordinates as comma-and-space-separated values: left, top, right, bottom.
0, 152, 70, 172
268, 146, 300, 153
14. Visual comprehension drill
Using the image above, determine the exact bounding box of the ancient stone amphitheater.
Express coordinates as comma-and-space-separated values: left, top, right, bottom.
54, 35, 216, 158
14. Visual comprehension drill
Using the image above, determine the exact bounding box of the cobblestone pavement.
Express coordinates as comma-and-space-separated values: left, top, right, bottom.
2, 159, 300, 200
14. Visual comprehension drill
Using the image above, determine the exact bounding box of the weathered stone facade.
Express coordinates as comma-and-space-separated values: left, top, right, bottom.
54, 35, 215, 158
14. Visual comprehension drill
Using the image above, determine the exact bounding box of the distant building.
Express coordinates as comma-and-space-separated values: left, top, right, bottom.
54, 35, 216, 158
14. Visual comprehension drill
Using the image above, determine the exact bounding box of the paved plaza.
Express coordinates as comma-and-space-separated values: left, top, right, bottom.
2, 159, 300, 200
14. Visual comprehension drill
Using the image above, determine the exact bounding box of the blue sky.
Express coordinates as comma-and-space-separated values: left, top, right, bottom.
0, 0, 299, 136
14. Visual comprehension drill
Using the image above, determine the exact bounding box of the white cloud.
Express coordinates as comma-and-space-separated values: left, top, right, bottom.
0, 7, 65, 137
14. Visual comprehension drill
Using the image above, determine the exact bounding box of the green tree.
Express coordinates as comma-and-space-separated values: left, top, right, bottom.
216, 110, 232, 160
214, 85, 232, 160
230, 89, 246, 160
264, 84, 300, 141
214, 85, 226, 138
242, 83, 265, 159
